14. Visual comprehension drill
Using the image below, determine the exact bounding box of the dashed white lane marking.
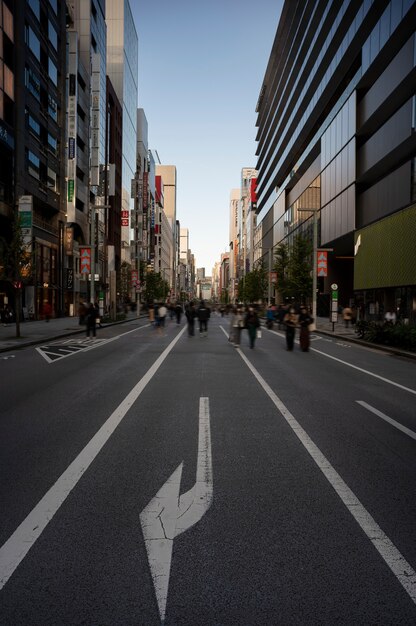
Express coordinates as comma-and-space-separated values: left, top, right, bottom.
357, 401, 416, 442
0, 325, 186, 590
220, 326, 416, 605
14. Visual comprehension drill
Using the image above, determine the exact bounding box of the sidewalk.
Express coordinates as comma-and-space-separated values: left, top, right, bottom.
0, 311, 140, 353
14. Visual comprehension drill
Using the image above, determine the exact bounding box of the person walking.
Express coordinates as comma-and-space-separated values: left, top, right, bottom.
342, 305, 353, 328
266, 305, 274, 329
175, 302, 183, 324
78, 301, 87, 326
86, 302, 97, 338
298, 305, 313, 352
185, 302, 196, 336
197, 300, 211, 336
230, 306, 245, 346
244, 306, 260, 348
283, 307, 298, 351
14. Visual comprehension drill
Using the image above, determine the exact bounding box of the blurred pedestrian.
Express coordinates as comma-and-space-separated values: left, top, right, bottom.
343, 305, 353, 328
197, 300, 211, 336
298, 305, 313, 352
230, 306, 245, 346
175, 301, 183, 324
86, 302, 97, 338
284, 307, 298, 351
244, 306, 260, 348
266, 305, 274, 329
185, 301, 196, 336
43, 302, 52, 322
78, 301, 87, 326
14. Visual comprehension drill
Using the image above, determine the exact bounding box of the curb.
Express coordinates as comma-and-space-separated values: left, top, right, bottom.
0, 316, 141, 354
315, 328, 416, 361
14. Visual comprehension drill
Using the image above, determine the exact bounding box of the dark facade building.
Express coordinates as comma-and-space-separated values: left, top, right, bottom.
0, 0, 66, 319
106, 75, 122, 276
256, 0, 416, 322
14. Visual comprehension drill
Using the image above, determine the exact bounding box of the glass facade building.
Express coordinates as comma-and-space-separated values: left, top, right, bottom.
256, 0, 416, 321
106, 0, 138, 253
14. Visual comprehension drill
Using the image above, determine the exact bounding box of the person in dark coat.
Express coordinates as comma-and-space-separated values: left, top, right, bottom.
298, 305, 314, 352
175, 302, 183, 324
86, 303, 97, 338
283, 307, 298, 351
244, 306, 260, 348
185, 302, 196, 336
197, 300, 211, 336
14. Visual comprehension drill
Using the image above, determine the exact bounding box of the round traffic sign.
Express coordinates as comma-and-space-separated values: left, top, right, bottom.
331, 283, 338, 290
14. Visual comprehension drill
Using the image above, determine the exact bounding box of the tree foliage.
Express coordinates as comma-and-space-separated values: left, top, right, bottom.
238, 263, 268, 303
142, 271, 169, 303
0, 211, 32, 337
273, 234, 313, 304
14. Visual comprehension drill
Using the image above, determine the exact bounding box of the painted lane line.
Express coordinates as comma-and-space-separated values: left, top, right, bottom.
310, 347, 416, 396
140, 397, 213, 624
263, 327, 416, 397
0, 325, 187, 590
221, 326, 416, 605
357, 401, 416, 442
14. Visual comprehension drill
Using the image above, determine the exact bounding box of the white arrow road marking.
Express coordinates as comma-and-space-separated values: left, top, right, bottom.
140, 397, 213, 623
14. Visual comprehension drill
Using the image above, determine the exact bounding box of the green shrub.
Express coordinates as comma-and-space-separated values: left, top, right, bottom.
355, 321, 416, 352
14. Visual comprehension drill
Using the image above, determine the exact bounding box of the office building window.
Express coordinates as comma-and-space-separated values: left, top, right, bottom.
25, 66, 40, 100
49, 0, 58, 15
27, 150, 40, 180
47, 167, 57, 191
3, 5, 13, 42
47, 132, 57, 154
48, 58, 57, 86
27, 111, 40, 136
26, 27, 40, 61
3, 65, 13, 99
48, 21, 58, 50
48, 94, 57, 121
27, 0, 40, 20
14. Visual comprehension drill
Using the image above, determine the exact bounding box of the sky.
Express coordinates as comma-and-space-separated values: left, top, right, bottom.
132, 0, 284, 274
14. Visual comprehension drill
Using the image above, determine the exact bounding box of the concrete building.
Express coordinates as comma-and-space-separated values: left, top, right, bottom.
0, 0, 67, 319
156, 164, 177, 285
228, 189, 240, 303
106, 0, 138, 261
256, 0, 416, 321
66, 0, 108, 313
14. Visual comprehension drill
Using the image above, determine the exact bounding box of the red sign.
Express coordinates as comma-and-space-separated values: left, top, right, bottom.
317, 251, 328, 276
80, 247, 91, 274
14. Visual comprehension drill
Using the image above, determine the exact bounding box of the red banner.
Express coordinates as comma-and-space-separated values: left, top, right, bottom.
317, 251, 327, 276
80, 247, 91, 275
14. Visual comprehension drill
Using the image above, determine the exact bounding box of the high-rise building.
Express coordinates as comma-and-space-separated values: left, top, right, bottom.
156, 164, 177, 284
66, 0, 107, 312
2, 0, 67, 319
106, 0, 138, 259
256, 0, 416, 320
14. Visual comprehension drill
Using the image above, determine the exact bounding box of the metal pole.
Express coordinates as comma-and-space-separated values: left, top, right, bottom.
312, 209, 318, 321
268, 248, 272, 305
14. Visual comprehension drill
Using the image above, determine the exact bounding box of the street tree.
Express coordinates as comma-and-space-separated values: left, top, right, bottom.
143, 271, 168, 304
274, 242, 291, 300
289, 234, 313, 304
274, 234, 313, 304
0, 211, 32, 338
239, 264, 268, 303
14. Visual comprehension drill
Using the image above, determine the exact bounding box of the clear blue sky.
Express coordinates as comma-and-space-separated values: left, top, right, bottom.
132, 1, 283, 274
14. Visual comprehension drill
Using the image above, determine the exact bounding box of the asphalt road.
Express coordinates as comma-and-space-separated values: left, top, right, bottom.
0, 314, 415, 625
